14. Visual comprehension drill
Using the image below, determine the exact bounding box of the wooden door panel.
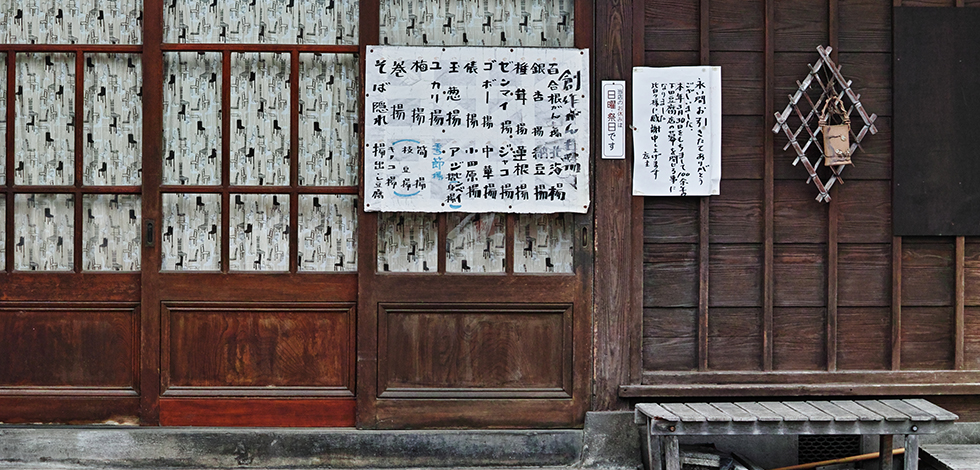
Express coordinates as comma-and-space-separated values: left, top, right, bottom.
379, 303, 573, 398
162, 302, 355, 393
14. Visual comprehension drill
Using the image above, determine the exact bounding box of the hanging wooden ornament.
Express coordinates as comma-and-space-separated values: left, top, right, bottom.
819, 94, 852, 166
772, 46, 877, 202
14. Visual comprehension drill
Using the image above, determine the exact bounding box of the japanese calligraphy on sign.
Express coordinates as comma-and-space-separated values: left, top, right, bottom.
365, 46, 590, 213
632, 66, 722, 196
601, 80, 626, 159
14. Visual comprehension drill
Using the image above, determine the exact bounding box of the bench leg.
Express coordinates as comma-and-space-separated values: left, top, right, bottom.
645, 431, 662, 470
879, 435, 893, 470
904, 434, 919, 470
664, 436, 680, 470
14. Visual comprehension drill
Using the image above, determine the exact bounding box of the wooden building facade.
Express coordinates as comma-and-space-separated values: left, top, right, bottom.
2, 0, 980, 429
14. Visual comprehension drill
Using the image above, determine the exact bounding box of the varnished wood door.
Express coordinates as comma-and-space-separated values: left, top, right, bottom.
357, 0, 594, 429
141, 0, 363, 426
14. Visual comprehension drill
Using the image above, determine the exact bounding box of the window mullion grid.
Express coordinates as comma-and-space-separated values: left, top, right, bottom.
4, 52, 14, 273
73, 49, 85, 273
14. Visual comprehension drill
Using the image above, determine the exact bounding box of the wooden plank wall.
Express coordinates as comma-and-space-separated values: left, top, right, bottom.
631, 0, 980, 415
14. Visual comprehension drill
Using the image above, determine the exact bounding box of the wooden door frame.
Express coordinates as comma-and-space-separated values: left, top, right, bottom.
356, 0, 595, 429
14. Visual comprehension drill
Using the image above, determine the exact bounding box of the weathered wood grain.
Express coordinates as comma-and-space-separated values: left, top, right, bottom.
644, 244, 700, 307
837, 181, 892, 244
837, 307, 891, 370
645, 198, 699, 244
712, 51, 765, 115
709, 180, 764, 243
773, 245, 828, 307
901, 307, 955, 370
707, 308, 763, 371
709, 0, 765, 51
773, 307, 827, 371
721, 116, 765, 180
774, 1, 829, 52
838, 245, 892, 307
837, 52, 892, 116
773, 181, 829, 243
709, 245, 764, 307
902, 242, 956, 307
839, 0, 893, 53
644, 0, 700, 51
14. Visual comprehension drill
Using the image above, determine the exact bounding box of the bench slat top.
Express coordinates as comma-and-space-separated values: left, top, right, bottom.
636, 399, 958, 427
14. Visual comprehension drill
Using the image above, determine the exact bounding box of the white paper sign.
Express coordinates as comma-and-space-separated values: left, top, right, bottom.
601, 80, 626, 159
632, 66, 721, 196
365, 46, 590, 213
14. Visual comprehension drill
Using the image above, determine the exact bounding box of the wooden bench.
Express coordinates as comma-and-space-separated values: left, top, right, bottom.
635, 399, 958, 470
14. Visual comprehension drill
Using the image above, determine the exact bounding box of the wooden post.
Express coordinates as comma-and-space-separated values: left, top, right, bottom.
905, 434, 919, 470
646, 432, 663, 470
664, 436, 681, 470
879, 435, 894, 470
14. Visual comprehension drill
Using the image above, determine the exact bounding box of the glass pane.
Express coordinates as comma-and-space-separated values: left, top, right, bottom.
447, 213, 505, 273
380, 0, 574, 47
84, 54, 142, 186
163, 52, 221, 185
230, 193, 289, 271
299, 53, 359, 186
0, 53, 5, 183
515, 213, 573, 273
165, 0, 358, 45
298, 194, 357, 271
161, 193, 220, 271
16, 53, 75, 186
0, 0, 142, 44
83, 195, 141, 271
377, 212, 437, 273
14, 194, 73, 271
230, 53, 289, 186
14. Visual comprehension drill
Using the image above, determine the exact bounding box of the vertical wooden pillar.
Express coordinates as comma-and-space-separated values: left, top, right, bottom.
826, 0, 840, 372
697, 0, 711, 372
592, 0, 635, 410
879, 435, 894, 470
762, 0, 775, 371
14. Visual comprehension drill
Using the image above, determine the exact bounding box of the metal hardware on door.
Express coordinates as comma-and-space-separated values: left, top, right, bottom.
146, 220, 155, 247
582, 227, 588, 246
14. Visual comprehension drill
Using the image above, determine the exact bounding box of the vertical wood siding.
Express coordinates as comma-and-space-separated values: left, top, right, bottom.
636, 0, 980, 401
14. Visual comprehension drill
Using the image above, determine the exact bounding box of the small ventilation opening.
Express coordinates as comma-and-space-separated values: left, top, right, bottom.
798, 435, 861, 464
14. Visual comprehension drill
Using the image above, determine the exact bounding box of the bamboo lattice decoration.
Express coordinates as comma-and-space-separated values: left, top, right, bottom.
773, 46, 878, 202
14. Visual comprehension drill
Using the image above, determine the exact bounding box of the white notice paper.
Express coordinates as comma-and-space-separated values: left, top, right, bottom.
632, 66, 721, 196
365, 46, 590, 213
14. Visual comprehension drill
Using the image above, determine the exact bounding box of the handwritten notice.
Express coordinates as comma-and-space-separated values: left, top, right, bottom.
365, 46, 590, 213
632, 66, 721, 196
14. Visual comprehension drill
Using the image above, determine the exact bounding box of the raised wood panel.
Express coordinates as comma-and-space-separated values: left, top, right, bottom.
643, 0, 699, 52
839, 0, 893, 53
963, 307, 980, 369
709, 179, 764, 243
163, 303, 354, 392
644, 197, 699, 244
160, 398, 355, 427
712, 51, 765, 115
773, 1, 828, 52
837, 181, 892, 244
709, 244, 763, 307
774, 180, 829, 243
773, 307, 826, 371
838, 307, 891, 370
643, 243, 699, 307
901, 307, 955, 370
721, 116, 765, 180
0, 305, 137, 388
643, 307, 698, 371
0, 397, 140, 425
773, 245, 828, 307
378, 304, 572, 398
844, 117, 892, 181
902, 241, 955, 307
838, 52, 892, 117
709, 0, 765, 52
838, 244, 892, 307
707, 308, 763, 371
642, 51, 700, 69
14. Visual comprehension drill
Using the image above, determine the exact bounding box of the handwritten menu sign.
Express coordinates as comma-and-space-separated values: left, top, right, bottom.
632, 66, 721, 196
365, 46, 590, 213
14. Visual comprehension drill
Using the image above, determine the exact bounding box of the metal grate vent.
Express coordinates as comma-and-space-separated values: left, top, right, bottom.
798, 435, 861, 464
